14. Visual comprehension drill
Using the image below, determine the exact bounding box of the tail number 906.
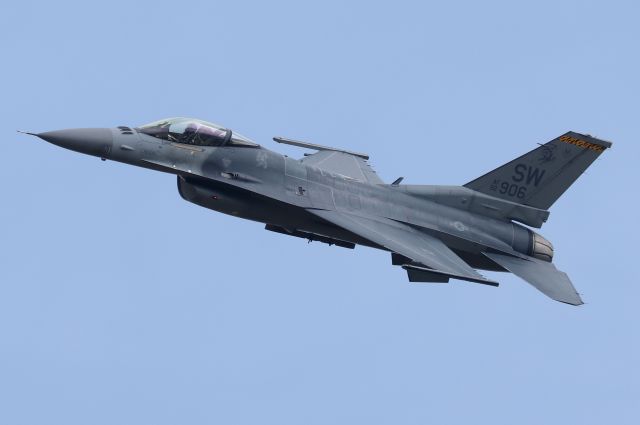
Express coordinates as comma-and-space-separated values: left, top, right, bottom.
499, 182, 527, 199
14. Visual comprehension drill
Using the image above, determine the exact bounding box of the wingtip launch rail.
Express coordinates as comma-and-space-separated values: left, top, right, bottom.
273, 136, 370, 160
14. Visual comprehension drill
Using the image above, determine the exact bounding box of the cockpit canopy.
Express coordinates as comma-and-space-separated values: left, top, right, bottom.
137, 117, 258, 147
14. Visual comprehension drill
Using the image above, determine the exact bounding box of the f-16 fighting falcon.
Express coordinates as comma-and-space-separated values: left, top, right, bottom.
22, 118, 612, 305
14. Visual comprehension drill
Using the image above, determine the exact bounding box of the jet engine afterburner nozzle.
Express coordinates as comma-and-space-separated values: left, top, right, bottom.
531, 232, 554, 262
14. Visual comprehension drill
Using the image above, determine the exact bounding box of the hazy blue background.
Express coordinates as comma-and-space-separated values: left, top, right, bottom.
1, 1, 638, 424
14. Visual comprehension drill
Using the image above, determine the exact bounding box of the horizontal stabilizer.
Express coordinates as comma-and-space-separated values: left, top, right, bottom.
484, 252, 583, 305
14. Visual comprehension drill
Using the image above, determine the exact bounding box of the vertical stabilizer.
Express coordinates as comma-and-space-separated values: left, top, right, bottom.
465, 132, 612, 210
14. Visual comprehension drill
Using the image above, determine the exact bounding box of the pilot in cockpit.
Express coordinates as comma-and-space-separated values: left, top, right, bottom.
181, 123, 198, 145
137, 117, 259, 148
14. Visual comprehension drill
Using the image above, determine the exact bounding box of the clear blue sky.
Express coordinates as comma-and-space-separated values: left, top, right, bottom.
1, 1, 638, 424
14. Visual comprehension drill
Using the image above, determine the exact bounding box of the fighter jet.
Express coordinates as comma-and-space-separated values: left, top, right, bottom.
22, 118, 612, 305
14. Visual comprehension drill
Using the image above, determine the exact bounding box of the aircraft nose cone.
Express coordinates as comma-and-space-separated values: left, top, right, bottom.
37, 128, 113, 158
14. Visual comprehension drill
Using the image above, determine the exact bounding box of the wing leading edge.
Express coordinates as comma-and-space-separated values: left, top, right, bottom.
307, 209, 498, 285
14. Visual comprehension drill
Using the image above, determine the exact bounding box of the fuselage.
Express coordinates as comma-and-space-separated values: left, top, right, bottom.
101, 127, 535, 267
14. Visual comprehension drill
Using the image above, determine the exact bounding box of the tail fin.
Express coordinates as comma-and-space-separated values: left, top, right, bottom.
464, 131, 612, 210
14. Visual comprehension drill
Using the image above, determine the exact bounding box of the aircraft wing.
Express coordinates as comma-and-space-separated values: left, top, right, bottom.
307, 209, 497, 285
484, 252, 583, 305
272, 136, 383, 184
301, 150, 384, 184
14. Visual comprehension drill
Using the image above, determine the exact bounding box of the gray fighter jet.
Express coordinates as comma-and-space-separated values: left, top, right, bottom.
22, 118, 612, 305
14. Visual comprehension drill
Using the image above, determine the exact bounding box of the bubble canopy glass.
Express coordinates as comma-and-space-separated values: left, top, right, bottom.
137, 117, 258, 147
